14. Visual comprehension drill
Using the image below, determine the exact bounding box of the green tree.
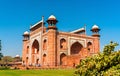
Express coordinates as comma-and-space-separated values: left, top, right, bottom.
13, 57, 22, 62
75, 42, 120, 76
1, 56, 13, 65
103, 41, 118, 55
0, 40, 3, 60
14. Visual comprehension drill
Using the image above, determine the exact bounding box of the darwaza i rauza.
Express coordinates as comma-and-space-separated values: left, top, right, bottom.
22, 15, 100, 68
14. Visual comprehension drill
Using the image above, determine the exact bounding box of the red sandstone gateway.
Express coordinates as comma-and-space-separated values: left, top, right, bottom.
22, 15, 100, 68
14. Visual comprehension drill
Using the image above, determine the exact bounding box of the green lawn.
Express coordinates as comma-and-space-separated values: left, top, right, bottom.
0, 69, 75, 76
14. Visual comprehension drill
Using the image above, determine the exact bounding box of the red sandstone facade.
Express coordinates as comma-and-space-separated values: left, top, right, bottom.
22, 15, 100, 68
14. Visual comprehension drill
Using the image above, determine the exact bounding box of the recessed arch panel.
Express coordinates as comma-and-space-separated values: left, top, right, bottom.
60, 38, 67, 50
87, 42, 93, 52
43, 54, 47, 65
32, 39, 39, 54
43, 39, 47, 50
60, 53, 67, 65
70, 42, 83, 55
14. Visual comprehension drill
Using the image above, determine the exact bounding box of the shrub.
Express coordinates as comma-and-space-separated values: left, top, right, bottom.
75, 42, 120, 76
0, 66, 10, 70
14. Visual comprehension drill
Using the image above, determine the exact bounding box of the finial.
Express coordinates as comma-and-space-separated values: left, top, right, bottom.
42, 16, 44, 22
84, 24, 86, 35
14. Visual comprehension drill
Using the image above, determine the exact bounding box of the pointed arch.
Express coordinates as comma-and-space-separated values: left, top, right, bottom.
32, 55, 35, 63
60, 53, 67, 65
43, 39, 47, 50
32, 39, 39, 54
26, 46, 29, 54
87, 42, 93, 52
26, 57, 28, 65
43, 54, 47, 65
60, 38, 67, 50
70, 42, 83, 55
36, 59, 39, 64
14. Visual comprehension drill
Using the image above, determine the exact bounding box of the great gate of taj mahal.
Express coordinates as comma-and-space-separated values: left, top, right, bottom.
22, 15, 100, 68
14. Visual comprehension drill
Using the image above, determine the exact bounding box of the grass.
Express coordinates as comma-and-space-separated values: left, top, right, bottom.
0, 69, 75, 76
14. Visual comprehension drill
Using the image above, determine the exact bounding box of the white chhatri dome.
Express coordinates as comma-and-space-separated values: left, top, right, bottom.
16, 54, 20, 57
92, 24, 99, 29
24, 31, 29, 35
48, 15, 56, 19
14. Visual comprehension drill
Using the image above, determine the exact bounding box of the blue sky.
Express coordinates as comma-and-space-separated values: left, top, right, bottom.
0, 0, 120, 57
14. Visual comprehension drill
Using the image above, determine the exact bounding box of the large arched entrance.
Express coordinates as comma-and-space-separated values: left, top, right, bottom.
70, 42, 83, 55
32, 40, 39, 64
32, 40, 39, 54
60, 53, 67, 66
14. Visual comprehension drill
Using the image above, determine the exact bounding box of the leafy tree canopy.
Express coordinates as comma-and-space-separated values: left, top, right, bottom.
0, 40, 3, 60
0, 56, 13, 64
103, 41, 118, 55
75, 42, 120, 76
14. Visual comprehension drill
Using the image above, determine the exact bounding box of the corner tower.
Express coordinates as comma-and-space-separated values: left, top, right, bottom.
22, 31, 29, 65
91, 24, 100, 54
47, 15, 58, 30
91, 24, 100, 37
47, 15, 58, 66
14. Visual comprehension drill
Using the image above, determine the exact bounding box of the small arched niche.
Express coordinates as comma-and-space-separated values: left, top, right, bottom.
26, 46, 29, 54
43, 54, 47, 65
43, 39, 47, 50
60, 53, 67, 66
87, 42, 93, 52
60, 38, 67, 50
